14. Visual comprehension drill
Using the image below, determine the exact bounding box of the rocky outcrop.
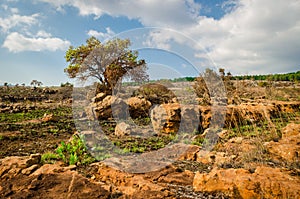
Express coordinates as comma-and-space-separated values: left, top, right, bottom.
0, 155, 111, 199
150, 103, 181, 134
193, 166, 300, 199
265, 123, 300, 163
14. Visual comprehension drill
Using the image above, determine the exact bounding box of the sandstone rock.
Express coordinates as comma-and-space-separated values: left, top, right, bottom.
88, 95, 127, 120
115, 122, 131, 137
179, 105, 200, 132
95, 163, 171, 197
193, 166, 300, 199
93, 92, 106, 102
196, 151, 236, 167
127, 97, 152, 118
228, 136, 243, 144
21, 164, 39, 175
150, 103, 181, 134
265, 123, 300, 163
178, 145, 201, 161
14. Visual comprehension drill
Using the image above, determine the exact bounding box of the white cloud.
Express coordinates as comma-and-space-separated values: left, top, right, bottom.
87, 27, 115, 41
10, 7, 18, 14
2, 32, 71, 53
0, 13, 39, 33
36, 30, 52, 38
38, 0, 200, 27
36, 0, 300, 74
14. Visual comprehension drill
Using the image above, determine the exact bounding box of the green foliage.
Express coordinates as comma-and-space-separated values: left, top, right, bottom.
55, 135, 95, 165
133, 83, 176, 104
0, 107, 72, 123
64, 37, 148, 94
41, 152, 59, 164
234, 70, 300, 81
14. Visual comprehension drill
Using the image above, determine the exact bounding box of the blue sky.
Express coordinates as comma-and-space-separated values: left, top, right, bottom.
0, 0, 300, 86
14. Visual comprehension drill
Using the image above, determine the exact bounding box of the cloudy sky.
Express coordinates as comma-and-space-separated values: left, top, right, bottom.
0, 0, 300, 86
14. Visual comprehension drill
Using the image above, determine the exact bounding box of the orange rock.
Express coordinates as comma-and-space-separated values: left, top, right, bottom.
265, 123, 300, 163
193, 166, 300, 198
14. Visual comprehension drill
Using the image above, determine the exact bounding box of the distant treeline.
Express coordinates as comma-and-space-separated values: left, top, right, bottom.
120, 70, 300, 86
233, 70, 300, 81
170, 70, 300, 82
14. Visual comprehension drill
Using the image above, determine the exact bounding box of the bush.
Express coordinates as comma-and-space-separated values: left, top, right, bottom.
41, 134, 95, 165
133, 83, 176, 104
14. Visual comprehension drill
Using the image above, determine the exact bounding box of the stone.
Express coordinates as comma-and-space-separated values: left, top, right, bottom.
115, 122, 131, 137
21, 164, 39, 175
87, 95, 127, 120
93, 92, 106, 102
193, 166, 300, 198
179, 105, 200, 133
26, 154, 41, 167
127, 97, 152, 118
150, 103, 181, 134
41, 113, 58, 122
265, 123, 300, 163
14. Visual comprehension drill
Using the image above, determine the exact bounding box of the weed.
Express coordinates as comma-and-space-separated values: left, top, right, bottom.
41, 152, 59, 164
54, 134, 95, 165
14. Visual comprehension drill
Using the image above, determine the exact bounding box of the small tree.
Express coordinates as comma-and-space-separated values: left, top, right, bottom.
64, 37, 148, 94
30, 80, 43, 87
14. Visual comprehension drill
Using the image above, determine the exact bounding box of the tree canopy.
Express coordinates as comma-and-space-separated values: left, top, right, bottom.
64, 37, 148, 93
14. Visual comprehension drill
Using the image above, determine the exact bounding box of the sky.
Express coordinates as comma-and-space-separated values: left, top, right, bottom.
0, 0, 300, 86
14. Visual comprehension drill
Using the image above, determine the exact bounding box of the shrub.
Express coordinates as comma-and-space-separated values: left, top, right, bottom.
41, 134, 96, 165
133, 83, 176, 104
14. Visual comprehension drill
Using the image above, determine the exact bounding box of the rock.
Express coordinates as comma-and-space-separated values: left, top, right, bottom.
88, 95, 127, 120
95, 163, 172, 197
193, 166, 300, 198
93, 92, 106, 102
178, 145, 201, 161
217, 130, 229, 139
196, 151, 236, 167
150, 103, 181, 134
265, 123, 300, 163
127, 97, 152, 118
179, 105, 200, 133
21, 164, 39, 175
27, 154, 41, 167
228, 137, 243, 144
115, 122, 131, 137
41, 113, 58, 122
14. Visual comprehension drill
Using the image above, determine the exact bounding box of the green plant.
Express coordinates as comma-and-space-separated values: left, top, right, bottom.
55, 135, 95, 165
41, 152, 59, 164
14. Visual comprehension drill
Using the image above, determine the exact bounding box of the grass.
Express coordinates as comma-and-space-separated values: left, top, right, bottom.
0, 107, 72, 123
41, 152, 59, 164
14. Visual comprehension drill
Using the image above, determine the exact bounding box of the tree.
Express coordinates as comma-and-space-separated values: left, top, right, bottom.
219, 68, 225, 77
30, 80, 43, 87
64, 37, 148, 94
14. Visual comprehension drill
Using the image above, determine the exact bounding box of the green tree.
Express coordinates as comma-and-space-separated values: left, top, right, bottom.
64, 37, 148, 93
30, 80, 43, 87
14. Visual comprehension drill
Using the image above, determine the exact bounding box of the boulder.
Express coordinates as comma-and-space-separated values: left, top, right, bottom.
115, 122, 131, 137
179, 105, 200, 133
127, 97, 152, 118
150, 103, 181, 134
87, 95, 127, 120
